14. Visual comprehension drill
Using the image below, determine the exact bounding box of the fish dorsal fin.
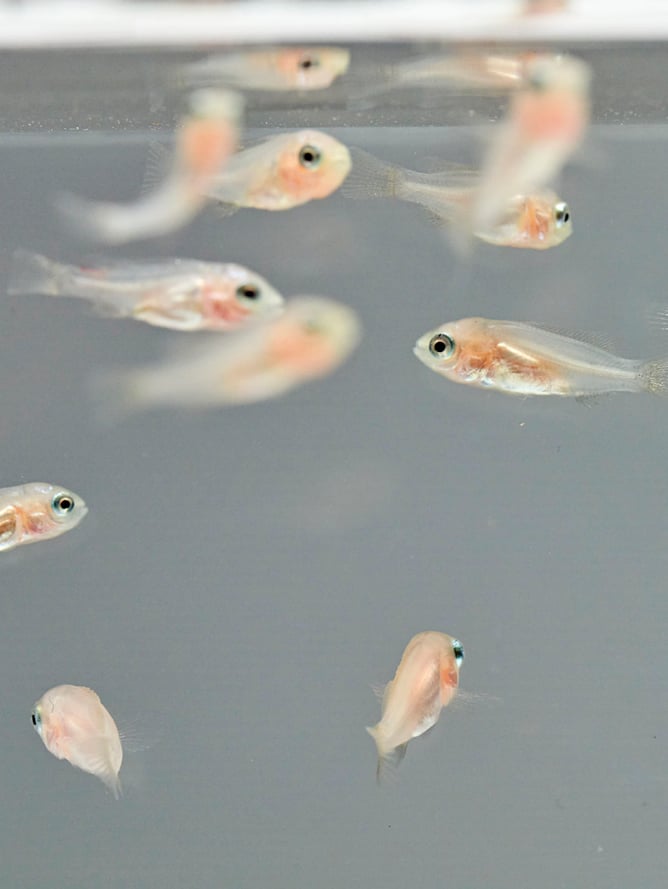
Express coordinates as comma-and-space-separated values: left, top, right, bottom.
528, 323, 617, 353
140, 141, 173, 197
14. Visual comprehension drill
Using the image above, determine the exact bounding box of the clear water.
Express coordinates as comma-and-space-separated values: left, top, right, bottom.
1, 43, 667, 889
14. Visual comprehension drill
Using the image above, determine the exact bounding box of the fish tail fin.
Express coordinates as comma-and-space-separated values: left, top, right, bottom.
7, 249, 65, 296
366, 726, 406, 784
89, 368, 147, 424
341, 147, 405, 200
55, 192, 129, 245
639, 358, 668, 395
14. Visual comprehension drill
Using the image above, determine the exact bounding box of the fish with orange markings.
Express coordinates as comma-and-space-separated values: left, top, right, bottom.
343, 147, 572, 250
8, 249, 284, 332
0, 483, 87, 552
182, 47, 350, 91
414, 317, 668, 398
206, 130, 351, 213
32, 685, 123, 797
367, 632, 464, 781
96, 296, 361, 416
471, 53, 590, 236
57, 88, 244, 244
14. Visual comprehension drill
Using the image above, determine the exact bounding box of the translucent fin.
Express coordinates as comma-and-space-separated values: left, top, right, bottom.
529, 323, 616, 353
341, 147, 404, 200
639, 357, 668, 395
89, 368, 146, 425
140, 142, 172, 197
211, 201, 240, 219
366, 725, 407, 785
646, 305, 668, 332
7, 249, 61, 296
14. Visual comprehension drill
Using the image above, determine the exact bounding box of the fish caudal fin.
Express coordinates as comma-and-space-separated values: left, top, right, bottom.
366, 725, 407, 784
89, 368, 147, 425
7, 249, 63, 296
341, 147, 405, 200
639, 358, 668, 395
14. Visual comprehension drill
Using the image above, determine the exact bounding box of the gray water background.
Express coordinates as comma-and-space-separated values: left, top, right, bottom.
0, 44, 666, 889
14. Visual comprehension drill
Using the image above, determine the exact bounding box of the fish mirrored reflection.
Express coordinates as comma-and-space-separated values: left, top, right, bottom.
96, 296, 361, 415
32, 685, 123, 797
57, 88, 244, 244
344, 147, 572, 250
414, 318, 668, 398
8, 250, 284, 332
206, 129, 351, 213
367, 631, 464, 781
0, 483, 87, 552
182, 47, 351, 92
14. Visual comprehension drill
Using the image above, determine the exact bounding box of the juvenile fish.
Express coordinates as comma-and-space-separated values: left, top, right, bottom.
0, 483, 87, 552
206, 129, 351, 213
182, 47, 350, 91
97, 296, 361, 415
367, 631, 464, 781
414, 317, 668, 398
471, 53, 590, 235
343, 147, 572, 250
32, 685, 123, 797
58, 89, 244, 244
9, 250, 284, 332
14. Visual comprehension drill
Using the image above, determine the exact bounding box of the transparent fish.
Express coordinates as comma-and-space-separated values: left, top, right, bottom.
32, 685, 122, 797
97, 296, 361, 416
182, 47, 350, 91
8, 250, 284, 332
471, 54, 590, 235
343, 147, 572, 250
367, 632, 464, 782
0, 483, 87, 552
206, 130, 351, 213
414, 317, 668, 398
57, 89, 244, 244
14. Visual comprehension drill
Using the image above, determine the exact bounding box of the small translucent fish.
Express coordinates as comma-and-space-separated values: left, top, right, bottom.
8, 250, 284, 332
0, 483, 87, 552
57, 89, 244, 244
414, 317, 668, 398
471, 54, 590, 235
206, 130, 351, 213
97, 296, 361, 416
367, 632, 464, 781
32, 685, 123, 797
343, 147, 571, 250
182, 47, 350, 91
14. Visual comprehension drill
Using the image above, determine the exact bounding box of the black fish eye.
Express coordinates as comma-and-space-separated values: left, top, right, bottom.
298, 145, 322, 169
452, 640, 464, 666
299, 57, 319, 70
428, 333, 455, 358
555, 202, 570, 226
31, 713, 37, 726
52, 493, 74, 515
236, 283, 260, 301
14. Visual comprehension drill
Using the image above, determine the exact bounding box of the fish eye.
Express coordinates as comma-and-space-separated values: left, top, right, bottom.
236, 283, 261, 302
31, 709, 41, 730
298, 144, 322, 169
428, 333, 455, 358
554, 201, 570, 227
298, 56, 319, 70
452, 640, 464, 666
51, 493, 75, 516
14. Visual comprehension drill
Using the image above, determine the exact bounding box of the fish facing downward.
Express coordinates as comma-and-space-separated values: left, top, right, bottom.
0, 483, 87, 552
57, 88, 244, 244
343, 147, 572, 250
414, 317, 668, 398
206, 130, 351, 212
8, 250, 284, 332
182, 47, 350, 91
367, 632, 464, 781
32, 685, 123, 798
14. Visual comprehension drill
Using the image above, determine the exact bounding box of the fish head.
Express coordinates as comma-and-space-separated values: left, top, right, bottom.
502, 191, 572, 248
414, 318, 493, 385
20, 483, 88, 541
276, 131, 352, 203
203, 266, 285, 328
278, 47, 350, 89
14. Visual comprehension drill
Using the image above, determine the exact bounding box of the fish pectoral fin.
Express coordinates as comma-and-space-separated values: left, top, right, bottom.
421, 207, 451, 229
141, 141, 173, 196
210, 200, 240, 219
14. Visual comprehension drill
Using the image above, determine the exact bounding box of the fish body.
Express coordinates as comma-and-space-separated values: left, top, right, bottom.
32, 685, 123, 797
472, 54, 590, 233
414, 317, 668, 398
207, 130, 351, 211
100, 296, 361, 414
58, 89, 244, 244
367, 632, 464, 780
9, 250, 284, 331
183, 47, 350, 91
343, 147, 572, 250
0, 483, 87, 552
